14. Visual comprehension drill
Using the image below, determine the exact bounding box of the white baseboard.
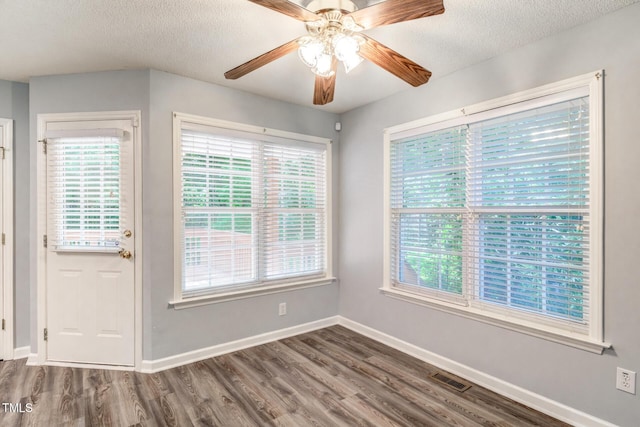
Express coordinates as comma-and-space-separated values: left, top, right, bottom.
26, 353, 39, 366
12, 346, 30, 360
140, 316, 340, 373
337, 316, 616, 427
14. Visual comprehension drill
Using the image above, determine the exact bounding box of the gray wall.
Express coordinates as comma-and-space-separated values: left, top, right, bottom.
0, 80, 29, 349
338, 3, 640, 426
27, 70, 341, 360
147, 70, 340, 359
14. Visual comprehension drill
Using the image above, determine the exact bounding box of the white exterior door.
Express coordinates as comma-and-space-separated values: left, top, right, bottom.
43, 117, 136, 366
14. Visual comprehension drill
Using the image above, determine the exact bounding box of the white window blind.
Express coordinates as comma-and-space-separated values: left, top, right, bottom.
47, 134, 124, 250
469, 98, 590, 328
386, 74, 602, 342
178, 123, 328, 297
390, 126, 467, 297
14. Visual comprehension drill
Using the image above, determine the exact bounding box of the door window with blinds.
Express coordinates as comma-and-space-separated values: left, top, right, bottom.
47, 129, 128, 251
384, 72, 603, 345
174, 113, 331, 300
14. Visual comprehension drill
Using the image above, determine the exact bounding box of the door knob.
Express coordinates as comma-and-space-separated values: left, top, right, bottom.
118, 249, 132, 259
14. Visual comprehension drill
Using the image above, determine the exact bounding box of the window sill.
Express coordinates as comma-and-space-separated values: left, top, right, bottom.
169, 277, 336, 310
379, 287, 611, 354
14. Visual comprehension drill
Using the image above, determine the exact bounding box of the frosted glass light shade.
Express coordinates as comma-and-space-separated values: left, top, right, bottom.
333, 35, 358, 61
313, 52, 335, 77
298, 37, 324, 67
342, 53, 363, 73
334, 35, 363, 73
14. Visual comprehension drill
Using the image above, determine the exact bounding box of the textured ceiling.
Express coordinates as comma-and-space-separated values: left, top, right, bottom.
0, 0, 637, 113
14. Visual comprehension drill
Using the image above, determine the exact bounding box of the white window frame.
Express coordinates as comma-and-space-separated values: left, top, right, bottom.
171, 113, 334, 309
382, 71, 608, 353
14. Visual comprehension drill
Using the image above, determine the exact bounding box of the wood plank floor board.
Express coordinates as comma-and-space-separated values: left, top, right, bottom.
187, 361, 248, 426
223, 352, 288, 421
147, 392, 194, 427
252, 345, 382, 427
133, 371, 174, 402
356, 357, 483, 427
0, 359, 21, 403
291, 335, 466, 427
112, 373, 152, 426
249, 344, 366, 426
84, 382, 121, 426
338, 394, 402, 427
201, 355, 281, 426
263, 375, 337, 426
0, 326, 571, 427
323, 326, 566, 427
288, 337, 438, 426
266, 341, 359, 399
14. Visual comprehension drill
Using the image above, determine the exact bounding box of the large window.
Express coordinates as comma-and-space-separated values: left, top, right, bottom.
384, 72, 604, 350
173, 114, 332, 303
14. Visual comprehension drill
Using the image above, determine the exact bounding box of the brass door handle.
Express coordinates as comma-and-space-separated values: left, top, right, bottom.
118, 249, 132, 259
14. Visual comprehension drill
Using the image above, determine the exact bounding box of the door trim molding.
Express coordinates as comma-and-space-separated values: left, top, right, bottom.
0, 118, 14, 360
36, 111, 143, 369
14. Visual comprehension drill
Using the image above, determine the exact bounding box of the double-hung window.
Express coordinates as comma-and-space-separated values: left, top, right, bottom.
384, 72, 605, 351
173, 113, 332, 305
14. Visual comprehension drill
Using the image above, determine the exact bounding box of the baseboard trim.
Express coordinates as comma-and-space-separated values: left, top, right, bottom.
337, 316, 615, 427
12, 346, 30, 360
26, 353, 38, 366
140, 316, 340, 373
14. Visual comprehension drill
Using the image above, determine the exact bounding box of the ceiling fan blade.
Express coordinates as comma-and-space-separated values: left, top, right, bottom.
359, 35, 431, 87
313, 59, 338, 105
248, 0, 319, 22
349, 0, 444, 30
225, 38, 300, 80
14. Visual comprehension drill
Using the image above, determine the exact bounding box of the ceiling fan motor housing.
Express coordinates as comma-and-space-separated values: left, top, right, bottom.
307, 0, 358, 14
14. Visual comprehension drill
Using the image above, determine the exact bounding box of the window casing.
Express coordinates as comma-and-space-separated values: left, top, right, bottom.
383, 72, 605, 351
173, 114, 332, 304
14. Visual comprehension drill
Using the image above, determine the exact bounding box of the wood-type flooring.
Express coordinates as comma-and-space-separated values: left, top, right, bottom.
0, 325, 570, 426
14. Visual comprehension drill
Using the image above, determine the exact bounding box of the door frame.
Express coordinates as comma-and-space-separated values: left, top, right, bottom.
0, 118, 14, 360
35, 111, 142, 369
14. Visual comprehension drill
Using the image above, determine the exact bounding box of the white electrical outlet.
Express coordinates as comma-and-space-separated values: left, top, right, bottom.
278, 302, 287, 316
616, 367, 636, 394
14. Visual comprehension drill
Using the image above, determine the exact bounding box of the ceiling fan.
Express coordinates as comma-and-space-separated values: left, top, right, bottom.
224, 0, 445, 105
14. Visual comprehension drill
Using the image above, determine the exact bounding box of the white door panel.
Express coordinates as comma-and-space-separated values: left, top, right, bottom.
44, 117, 135, 366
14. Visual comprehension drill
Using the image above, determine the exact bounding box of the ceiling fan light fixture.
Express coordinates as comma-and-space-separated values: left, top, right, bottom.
341, 15, 362, 32
305, 17, 329, 35
298, 9, 366, 77
312, 52, 335, 77
333, 34, 363, 73
341, 51, 363, 73
333, 34, 358, 58
298, 36, 325, 67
